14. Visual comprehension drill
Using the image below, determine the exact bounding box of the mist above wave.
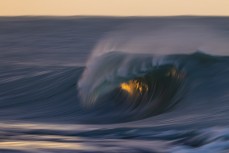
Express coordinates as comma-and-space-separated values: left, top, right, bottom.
91, 20, 229, 57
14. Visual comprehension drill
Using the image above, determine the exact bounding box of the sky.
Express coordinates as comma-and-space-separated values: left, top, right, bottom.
0, 0, 229, 16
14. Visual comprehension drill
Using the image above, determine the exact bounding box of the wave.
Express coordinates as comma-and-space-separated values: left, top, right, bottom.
1, 52, 229, 124
76, 19, 229, 123
77, 51, 229, 123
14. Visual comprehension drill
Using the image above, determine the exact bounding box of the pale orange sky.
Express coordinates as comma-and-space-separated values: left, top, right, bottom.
0, 0, 229, 16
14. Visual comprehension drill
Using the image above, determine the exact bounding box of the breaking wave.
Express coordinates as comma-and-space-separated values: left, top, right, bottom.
77, 51, 228, 123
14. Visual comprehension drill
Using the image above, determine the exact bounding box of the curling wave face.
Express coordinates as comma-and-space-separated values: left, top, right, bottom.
74, 50, 229, 125
78, 51, 222, 123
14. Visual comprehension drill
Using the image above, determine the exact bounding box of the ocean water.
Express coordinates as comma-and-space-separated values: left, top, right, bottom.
1, 16, 229, 153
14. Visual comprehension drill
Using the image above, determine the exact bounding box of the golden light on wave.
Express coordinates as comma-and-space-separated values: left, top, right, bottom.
120, 80, 148, 95
166, 67, 186, 79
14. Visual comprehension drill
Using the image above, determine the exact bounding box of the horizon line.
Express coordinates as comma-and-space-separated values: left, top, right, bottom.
0, 15, 229, 17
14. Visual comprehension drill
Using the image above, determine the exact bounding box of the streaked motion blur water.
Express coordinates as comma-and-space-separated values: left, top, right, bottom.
1, 16, 229, 153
